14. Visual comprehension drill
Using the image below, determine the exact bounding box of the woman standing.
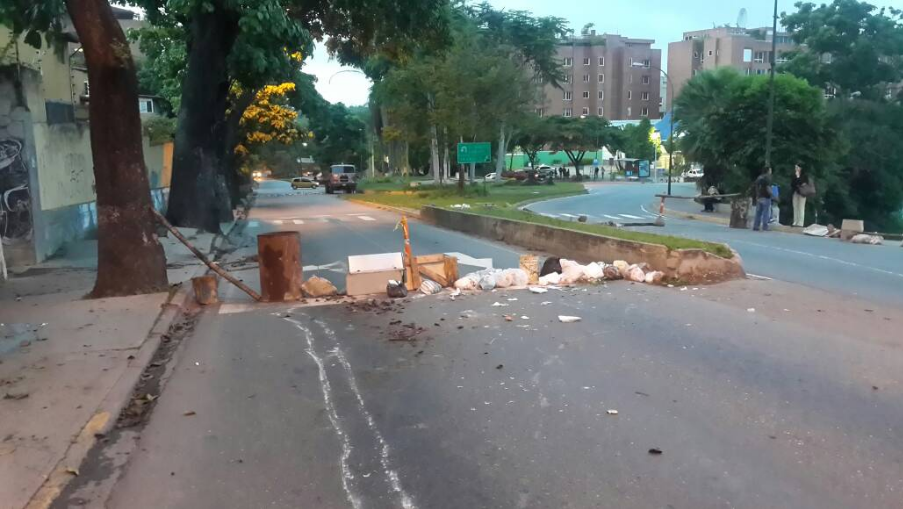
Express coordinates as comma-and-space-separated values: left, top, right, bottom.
791, 163, 807, 227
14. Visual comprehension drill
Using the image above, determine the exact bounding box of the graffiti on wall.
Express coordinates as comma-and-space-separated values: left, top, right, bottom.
0, 137, 32, 242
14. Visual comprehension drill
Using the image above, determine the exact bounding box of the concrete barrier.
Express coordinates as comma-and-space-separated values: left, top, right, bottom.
421, 206, 745, 283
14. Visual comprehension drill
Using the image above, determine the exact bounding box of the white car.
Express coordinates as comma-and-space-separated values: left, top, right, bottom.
683, 168, 704, 179
484, 172, 498, 181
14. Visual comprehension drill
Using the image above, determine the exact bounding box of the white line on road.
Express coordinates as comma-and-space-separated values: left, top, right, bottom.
292, 219, 304, 225
445, 252, 494, 269
272, 220, 284, 225
286, 319, 362, 509
247, 221, 259, 228
559, 213, 578, 218
731, 239, 903, 279
603, 215, 620, 220
358, 216, 376, 221
619, 214, 643, 220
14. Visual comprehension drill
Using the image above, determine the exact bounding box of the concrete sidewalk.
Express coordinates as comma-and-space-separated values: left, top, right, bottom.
0, 227, 230, 509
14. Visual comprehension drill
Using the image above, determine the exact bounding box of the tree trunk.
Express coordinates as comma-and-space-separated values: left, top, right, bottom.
222, 89, 255, 205
166, 4, 239, 232
65, 0, 169, 298
495, 122, 506, 174
442, 127, 450, 181
429, 123, 441, 182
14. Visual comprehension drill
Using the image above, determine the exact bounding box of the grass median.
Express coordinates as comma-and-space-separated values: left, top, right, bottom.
348, 179, 733, 258
350, 180, 588, 209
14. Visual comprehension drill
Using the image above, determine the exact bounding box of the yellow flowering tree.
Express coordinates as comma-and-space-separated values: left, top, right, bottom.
235, 82, 304, 156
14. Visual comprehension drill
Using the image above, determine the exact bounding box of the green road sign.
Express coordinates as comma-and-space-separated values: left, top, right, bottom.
457, 142, 491, 164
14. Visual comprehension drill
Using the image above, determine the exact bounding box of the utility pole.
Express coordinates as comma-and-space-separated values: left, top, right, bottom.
764, 0, 779, 168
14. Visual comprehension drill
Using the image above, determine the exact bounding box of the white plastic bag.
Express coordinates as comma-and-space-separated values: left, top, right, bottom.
644, 271, 664, 284
420, 279, 442, 295
538, 271, 561, 285
560, 259, 580, 270
851, 234, 883, 245
626, 264, 646, 282
613, 260, 629, 273
479, 273, 498, 291
583, 262, 604, 280
559, 265, 585, 284
496, 268, 529, 288
454, 275, 479, 290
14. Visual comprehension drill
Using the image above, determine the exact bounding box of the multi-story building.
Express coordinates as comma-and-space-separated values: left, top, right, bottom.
538, 32, 662, 121
668, 26, 796, 100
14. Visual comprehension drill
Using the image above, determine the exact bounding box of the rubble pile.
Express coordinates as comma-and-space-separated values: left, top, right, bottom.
453, 257, 665, 291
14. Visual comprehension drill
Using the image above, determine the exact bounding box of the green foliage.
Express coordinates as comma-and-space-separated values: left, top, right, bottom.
130, 26, 186, 112
619, 118, 657, 161
781, 0, 903, 100
675, 68, 840, 194
142, 115, 178, 144
511, 115, 556, 167
0, 0, 68, 58
545, 116, 621, 174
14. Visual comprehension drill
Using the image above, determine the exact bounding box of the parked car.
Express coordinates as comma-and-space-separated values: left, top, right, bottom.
501, 170, 527, 180
484, 172, 498, 181
291, 177, 318, 189
325, 164, 358, 194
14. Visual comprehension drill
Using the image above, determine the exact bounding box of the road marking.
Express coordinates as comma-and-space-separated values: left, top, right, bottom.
731, 239, 903, 279
619, 214, 643, 220
559, 213, 578, 218
445, 252, 494, 269
358, 215, 376, 221
746, 273, 773, 281
603, 214, 620, 220
292, 219, 304, 225
286, 319, 363, 509
272, 220, 284, 225
303, 261, 347, 274
247, 221, 259, 228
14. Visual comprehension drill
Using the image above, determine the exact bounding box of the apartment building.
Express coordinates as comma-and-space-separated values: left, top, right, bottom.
538, 32, 662, 121
668, 26, 796, 99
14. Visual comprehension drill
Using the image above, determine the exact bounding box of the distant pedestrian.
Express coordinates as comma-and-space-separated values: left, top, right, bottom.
593, 167, 600, 180
791, 163, 807, 227
752, 167, 774, 231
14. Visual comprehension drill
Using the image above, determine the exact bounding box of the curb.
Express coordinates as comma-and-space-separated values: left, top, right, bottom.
23, 286, 195, 509
662, 205, 800, 234
345, 197, 422, 219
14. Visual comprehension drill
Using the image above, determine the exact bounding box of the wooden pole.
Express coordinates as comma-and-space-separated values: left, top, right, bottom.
150, 207, 262, 301
400, 216, 421, 290
257, 231, 303, 302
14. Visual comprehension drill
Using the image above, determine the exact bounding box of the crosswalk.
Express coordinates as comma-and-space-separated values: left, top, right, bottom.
246, 214, 378, 229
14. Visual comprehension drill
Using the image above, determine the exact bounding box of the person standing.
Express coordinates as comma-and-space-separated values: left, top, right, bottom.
752, 167, 774, 231
791, 163, 807, 227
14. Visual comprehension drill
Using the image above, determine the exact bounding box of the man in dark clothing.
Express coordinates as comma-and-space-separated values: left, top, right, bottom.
752, 167, 773, 231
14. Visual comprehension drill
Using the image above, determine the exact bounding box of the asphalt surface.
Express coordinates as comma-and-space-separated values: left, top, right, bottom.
59, 180, 903, 509
529, 182, 903, 307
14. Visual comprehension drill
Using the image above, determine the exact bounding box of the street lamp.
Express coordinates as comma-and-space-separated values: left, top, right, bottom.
632, 61, 674, 195
764, 0, 779, 168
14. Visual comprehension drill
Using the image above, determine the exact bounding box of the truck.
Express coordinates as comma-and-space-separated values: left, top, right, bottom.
323, 164, 358, 194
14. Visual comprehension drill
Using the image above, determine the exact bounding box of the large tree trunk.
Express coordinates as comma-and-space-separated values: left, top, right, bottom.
166, 4, 239, 232
495, 122, 506, 174
222, 89, 255, 205
429, 123, 441, 182
66, 0, 168, 298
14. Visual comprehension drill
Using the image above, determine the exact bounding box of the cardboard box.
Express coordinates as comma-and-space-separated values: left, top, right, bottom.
840, 219, 864, 241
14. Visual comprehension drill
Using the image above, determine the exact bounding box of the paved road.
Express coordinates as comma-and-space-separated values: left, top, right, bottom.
57, 180, 903, 509
530, 182, 903, 307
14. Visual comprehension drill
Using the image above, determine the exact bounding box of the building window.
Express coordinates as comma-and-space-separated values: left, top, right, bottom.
754, 51, 766, 63
641, 75, 650, 85
583, 74, 590, 83
564, 57, 573, 66
692, 69, 699, 76
642, 91, 650, 101
582, 107, 589, 116
563, 108, 573, 117
598, 57, 605, 66
628, 57, 634, 66
824, 86, 837, 99
627, 106, 632, 117
641, 107, 649, 117
582, 91, 589, 99
536, 108, 544, 117
659, 96, 663, 107
597, 107, 604, 116
583, 57, 591, 66
708, 50, 713, 56
627, 90, 632, 100
563, 74, 570, 83
756, 69, 767, 75
564, 91, 572, 101
693, 51, 699, 59
746, 67, 752, 75
598, 90, 604, 100
139, 99, 154, 113
776, 52, 788, 64
83, 81, 90, 97
598, 74, 605, 83
643, 59, 651, 68
629, 74, 634, 84
743, 48, 752, 62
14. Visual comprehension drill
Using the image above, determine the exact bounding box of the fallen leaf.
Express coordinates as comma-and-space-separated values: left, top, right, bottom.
504, 315, 514, 322
183, 411, 196, 416
144, 394, 158, 402
4, 392, 29, 400
66, 467, 79, 476
496, 364, 504, 370
648, 448, 663, 455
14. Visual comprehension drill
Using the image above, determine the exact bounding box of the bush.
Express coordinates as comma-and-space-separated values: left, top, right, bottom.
142, 116, 177, 145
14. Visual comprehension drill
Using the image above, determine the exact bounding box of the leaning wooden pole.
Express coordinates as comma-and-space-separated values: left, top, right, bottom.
150, 208, 262, 301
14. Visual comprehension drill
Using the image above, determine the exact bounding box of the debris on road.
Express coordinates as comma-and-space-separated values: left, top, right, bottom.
301, 276, 338, 298
747, 308, 756, 313
803, 224, 829, 237
528, 287, 548, 294
520, 255, 540, 284
648, 448, 663, 455
419, 279, 442, 295
850, 234, 884, 245
66, 467, 80, 476
183, 411, 197, 416
3, 391, 29, 400
386, 280, 408, 298
607, 409, 619, 415
540, 257, 562, 277
558, 316, 582, 323
626, 265, 646, 282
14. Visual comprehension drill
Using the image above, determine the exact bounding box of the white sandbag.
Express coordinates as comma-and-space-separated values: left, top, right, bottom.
603, 265, 621, 280
802, 224, 829, 237
559, 265, 585, 284
538, 271, 561, 285
560, 259, 580, 270
583, 262, 605, 280
850, 234, 883, 245
626, 264, 646, 282
644, 271, 664, 284
454, 275, 479, 290
613, 260, 629, 273
496, 268, 529, 288
420, 279, 442, 295
479, 273, 498, 291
